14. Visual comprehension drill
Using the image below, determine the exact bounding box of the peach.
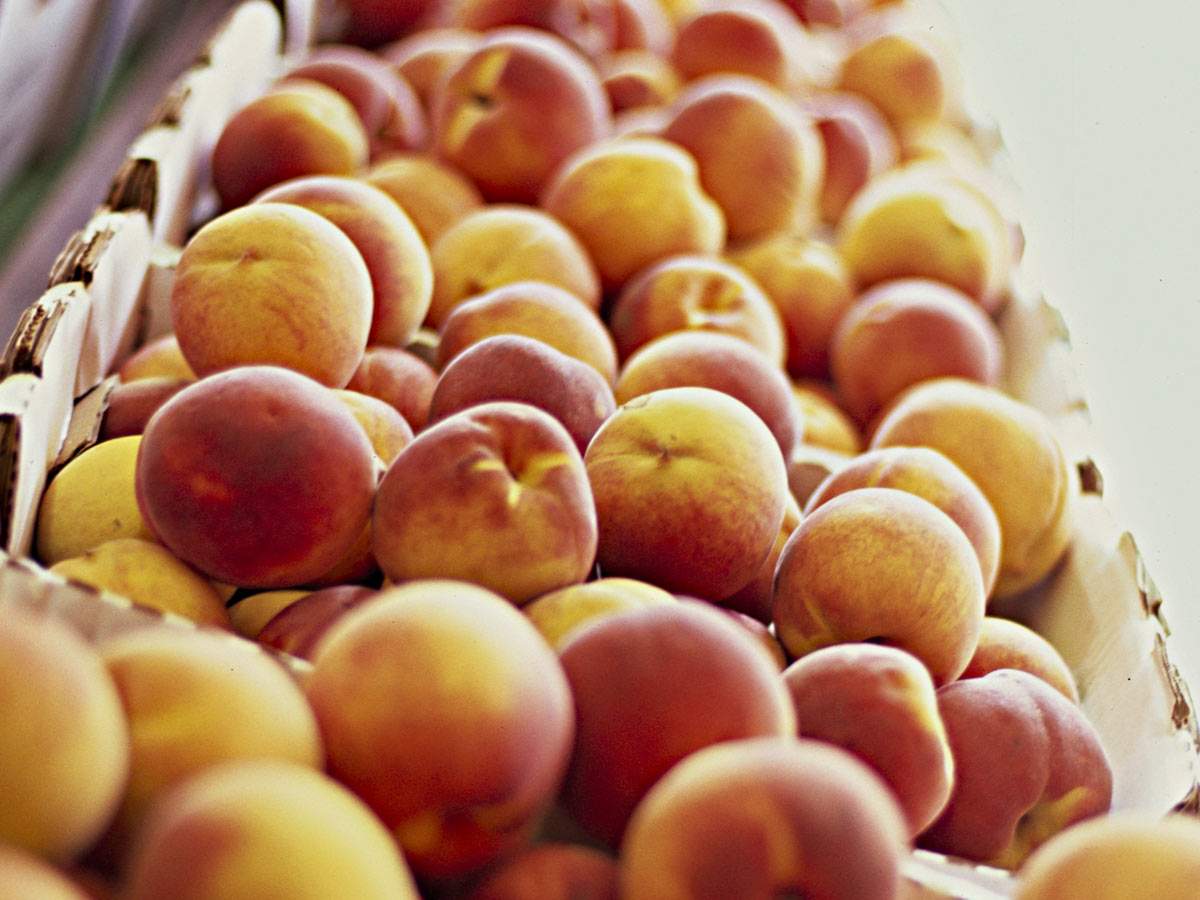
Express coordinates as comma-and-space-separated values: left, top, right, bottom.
382, 29, 484, 114
609, 255, 786, 365
586, 387, 788, 599
621, 738, 908, 900
211, 81, 368, 210
773, 487, 985, 684
343, 0, 445, 44
786, 0, 869, 27
433, 28, 611, 202
920, 670, 1112, 868
123, 761, 418, 900
787, 443, 852, 508
899, 119, 985, 169
228, 590, 311, 639
714, 607, 788, 670
837, 21, 957, 130
36, 435, 154, 566
524, 577, 675, 650
429, 205, 600, 327
347, 346, 439, 430
429, 335, 616, 454
559, 602, 796, 845
364, 152, 484, 245
0, 610, 128, 861
336, 389, 414, 463
374, 402, 597, 603
100, 378, 189, 440
804, 91, 898, 223
305, 581, 575, 878
453, 0, 617, 58
662, 75, 825, 242
721, 493, 801, 624
118, 335, 195, 382
136, 366, 377, 588
670, 1, 809, 90
601, 50, 679, 111
616, 331, 800, 456
304, 521, 380, 589
467, 844, 618, 900
610, 105, 670, 137
253, 176, 433, 349
784, 643, 953, 835
963, 617, 1079, 703
806, 445, 1002, 596
793, 380, 862, 453
541, 136, 725, 290
438, 281, 618, 383
0, 847, 90, 900
612, 0, 673, 53
257, 586, 377, 660
171, 204, 372, 388
871, 379, 1074, 598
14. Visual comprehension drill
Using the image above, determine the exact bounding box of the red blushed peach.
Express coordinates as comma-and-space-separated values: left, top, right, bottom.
786, 0, 869, 27
0, 847, 90, 900
136, 366, 377, 588
343, 0, 446, 45
807, 445, 1001, 597
438, 281, 618, 383
100, 378, 189, 439
336, 389, 414, 464
620, 738, 909, 900
429, 335, 616, 454
920, 670, 1113, 869
257, 586, 377, 660
434, 28, 611, 202
383, 29, 484, 115
347, 346, 438, 431
609, 255, 786, 365
374, 402, 597, 603
784, 644, 953, 836
118, 335, 195, 382
662, 75, 825, 242
963, 617, 1079, 703
712, 607, 788, 670
804, 91, 898, 224
171, 204, 372, 388
793, 380, 862, 453
773, 487, 985, 685
306, 581, 575, 879
466, 845, 619, 900
670, 1, 809, 90
364, 153, 484, 245
611, 0, 672, 54
721, 494, 801, 624
616, 331, 800, 457
211, 81, 368, 210
586, 387, 788, 600
254, 176, 433, 349
453, 0, 617, 58
560, 602, 796, 846
525, 578, 675, 650
601, 50, 679, 111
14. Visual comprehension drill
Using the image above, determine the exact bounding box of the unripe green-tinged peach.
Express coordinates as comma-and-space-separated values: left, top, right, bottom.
253, 176, 433, 349
871, 379, 1074, 598
670, 1, 809, 89
0, 611, 128, 861
620, 738, 909, 900
837, 21, 956, 130
793, 381, 862, 453
136, 366, 377, 588
784, 644, 953, 835
211, 81, 368, 210
454, 0, 617, 58
383, 29, 484, 114
336, 389, 414, 464
612, 0, 673, 53
525, 577, 675, 650
601, 50, 679, 111
804, 91, 898, 224
0, 847, 89, 900
365, 153, 484, 245
541, 137, 725, 290
36, 436, 154, 565
721, 494, 801, 624
123, 761, 419, 900
560, 602, 796, 846
306, 581, 575, 878
374, 402, 597, 603
229, 590, 310, 639
806, 445, 1001, 596
963, 617, 1079, 703
347, 346, 438, 431
101, 379, 189, 440
586, 387, 787, 599
774, 487, 985, 684
434, 29, 611, 202
118, 335, 195, 382
466, 844, 619, 900
257, 586, 377, 660
171, 204, 372, 388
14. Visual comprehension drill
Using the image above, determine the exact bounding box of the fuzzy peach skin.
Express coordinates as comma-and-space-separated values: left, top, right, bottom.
793, 381, 862, 454
806, 445, 1002, 596
670, 1, 810, 89
382, 29, 484, 114
253, 176, 433, 349
786, 0, 869, 27
617, 331, 800, 457
559, 602, 796, 846
662, 75, 825, 242
620, 738, 909, 900
609, 255, 786, 365
962, 617, 1079, 703
257, 586, 378, 660
211, 81, 368, 210
610, 106, 670, 137
304, 521, 380, 588
364, 153, 484, 245
100, 378, 189, 440
612, 0, 673, 53
453, 0, 617, 58
336, 389, 414, 464
803, 91, 897, 224
524, 577, 675, 650
784, 644, 953, 836
136, 366, 377, 588
0, 610, 128, 861
920, 670, 1112, 868
541, 136, 725, 290
428, 205, 601, 327
433, 28, 611, 202
787, 444, 851, 509
585, 387, 787, 599
342, 0, 445, 44
601, 50, 679, 111
171, 204, 372, 388
123, 761, 419, 900
713, 607, 788, 670
347, 346, 438, 431
228, 590, 310, 639
721, 493, 801, 624
871, 378, 1074, 598
0, 847, 90, 900
429, 335, 616, 454
374, 402, 597, 603
438, 281, 619, 383
774, 487, 985, 685
305, 581, 575, 879
118, 335, 195, 382
467, 844, 619, 900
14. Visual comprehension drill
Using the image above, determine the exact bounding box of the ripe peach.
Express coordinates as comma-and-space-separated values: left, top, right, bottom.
343, 0, 444, 44
786, 0, 869, 27
118, 335, 195, 382
774, 487, 985, 684
713, 607, 788, 670
601, 50, 679, 111
364, 153, 484, 245
612, 0, 672, 54
228, 590, 310, 639
804, 91, 898, 223
586, 387, 787, 599
610, 106, 670, 137
721, 493, 801, 624
382, 29, 484, 114
136, 366, 377, 588
670, 1, 808, 89
963, 617, 1079, 703
336, 389, 414, 464
346, 346, 438, 431
541, 136, 725, 290
793, 380, 862, 453
524, 577, 675, 650
838, 21, 957, 130
257, 586, 377, 660
559, 602, 796, 845
453, 0, 617, 58
0, 847, 90, 900
100, 379, 189, 440
466, 844, 619, 900
433, 28, 611, 202
787, 444, 852, 508
304, 523, 380, 589
306, 581, 575, 878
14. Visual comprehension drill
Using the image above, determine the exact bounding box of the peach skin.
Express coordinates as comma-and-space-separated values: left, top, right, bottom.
346, 346, 438, 431
118, 335, 195, 383
382, 29, 483, 114
466, 844, 619, 900
721, 493, 801, 624
670, 1, 810, 90
100, 378, 190, 440
0, 846, 91, 899
962, 617, 1080, 703
804, 91, 898, 224
257, 585, 378, 661
524, 577, 675, 650
453, 0, 618, 58
792, 381, 862, 454
364, 152, 484, 245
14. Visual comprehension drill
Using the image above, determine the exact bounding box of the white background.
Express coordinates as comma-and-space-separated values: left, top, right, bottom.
936, 2, 1200, 691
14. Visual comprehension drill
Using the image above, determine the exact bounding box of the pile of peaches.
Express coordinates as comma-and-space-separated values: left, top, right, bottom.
4, 0, 1199, 897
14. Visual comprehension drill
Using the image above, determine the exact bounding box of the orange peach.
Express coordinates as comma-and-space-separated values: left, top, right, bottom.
453, 0, 617, 58
786, 0, 869, 27
336, 389, 414, 463
670, 1, 808, 90
118, 335, 195, 382
721, 493, 801, 624
601, 50, 679, 111
793, 380, 862, 453
346, 346, 439, 431
804, 91, 898, 223
525, 577, 675, 650
963, 617, 1079, 703
713, 606, 788, 670
100, 378, 189, 440
304, 521, 380, 589
612, 0, 673, 53
610, 105, 670, 137
228, 590, 311, 639
467, 844, 618, 900
0, 847, 90, 900
257, 586, 378, 660
787, 443, 852, 508
364, 152, 484, 245
383, 29, 484, 114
